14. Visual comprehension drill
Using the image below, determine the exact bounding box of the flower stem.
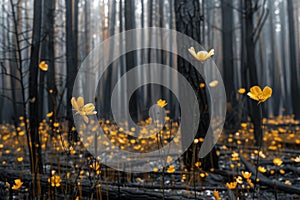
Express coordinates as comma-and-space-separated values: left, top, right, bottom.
253, 103, 262, 198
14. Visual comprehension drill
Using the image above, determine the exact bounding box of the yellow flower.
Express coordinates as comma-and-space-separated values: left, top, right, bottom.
273, 158, 283, 166
188, 47, 214, 62
12, 179, 23, 190
258, 166, 267, 173
71, 97, 97, 123
156, 99, 167, 108
46, 112, 53, 117
17, 157, 23, 162
199, 83, 205, 88
209, 80, 219, 88
226, 181, 237, 189
213, 189, 221, 200
238, 88, 246, 94
242, 171, 252, 179
247, 86, 272, 104
247, 178, 254, 187
89, 161, 101, 175
236, 176, 243, 184
294, 156, 300, 163
166, 165, 175, 173
39, 61, 48, 71
48, 175, 62, 187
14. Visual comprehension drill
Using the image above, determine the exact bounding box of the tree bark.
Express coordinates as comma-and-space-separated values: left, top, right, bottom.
242, 0, 262, 146
174, 0, 218, 171
28, 0, 43, 196
66, 0, 78, 141
287, 0, 300, 119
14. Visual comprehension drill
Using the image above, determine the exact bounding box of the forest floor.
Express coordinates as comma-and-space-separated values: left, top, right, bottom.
0, 116, 300, 199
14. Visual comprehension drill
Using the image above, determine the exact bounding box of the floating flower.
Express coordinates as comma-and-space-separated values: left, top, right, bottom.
247, 86, 272, 104
188, 47, 214, 62
213, 189, 221, 200
258, 166, 267, 173
71, 97, 97, 123
17, 157, 23, 162
199, 83, 205, 88
273, 158, 283, 166
226, 181, 237, 189
166, 165, 175, 173
236, 176, 243, 184
238, 88, 246, 94
46, 112, 53, 117
48, 175, 62, 187
294, 156, 300, 163
242, 171, 252, 179
12, 179, 23, 190
39, 61, 48, 71
247, 178, 254, 187
209, 80, 219, 88
285, 180, 292, 185
156, 99, 167, 108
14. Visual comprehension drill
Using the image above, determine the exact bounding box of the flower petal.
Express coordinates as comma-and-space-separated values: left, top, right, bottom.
250, 86, 262, 96
262, 86, 272, 99
247, 92, 260, 101
82, 103, 95, 113
188, 47, 198, 59
71, 97, 79, 111
77, 97, 84, 108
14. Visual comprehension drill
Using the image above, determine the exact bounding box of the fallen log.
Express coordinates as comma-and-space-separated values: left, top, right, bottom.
240, 155, 300, 195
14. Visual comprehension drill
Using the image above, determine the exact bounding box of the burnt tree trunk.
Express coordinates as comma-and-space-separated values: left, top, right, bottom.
242, 0, 262, 146
221, 0, 240, 132
174, 0, 218, 171
66, 0, 78, 141
28, 0, 43, 197
288, 0, 300, 119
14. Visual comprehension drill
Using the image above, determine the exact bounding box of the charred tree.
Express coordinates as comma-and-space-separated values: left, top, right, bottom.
66, 0, 79, 142
28, 0, 43, 196
174, 0, 218, 171
287, 0, 300, 119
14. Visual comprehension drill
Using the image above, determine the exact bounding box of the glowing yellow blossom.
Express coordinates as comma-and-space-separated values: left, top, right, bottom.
258, 166, 267, 173
238, 88, 246, 94
17, 157, 23, 162
46, 112, 53, 117
247, 86, 272, 104
285, 180, 292, 185
53, 122, 59, 127
71, 97, 97, 123
166, 165, 175, 173
188, 47, 214, 62
273, 158, 283, 166
241, 123, 247, 128
156, 99, 167, 108
48, 175, 62, 187
39, 61, 48, 71
247, 178, 254, 187
209, 80, 219, 88
236, 176, 243, 184
242, 171, 252, 179
195, 161, 201, 168
226, 181, 237, 189
294, 156, 300, 163
153, 167, 159, 172
12, 179, 23, 190
213, 189, 221, 200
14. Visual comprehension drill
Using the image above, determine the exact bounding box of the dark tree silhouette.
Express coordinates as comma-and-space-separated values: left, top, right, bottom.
174, 0, 218, 171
